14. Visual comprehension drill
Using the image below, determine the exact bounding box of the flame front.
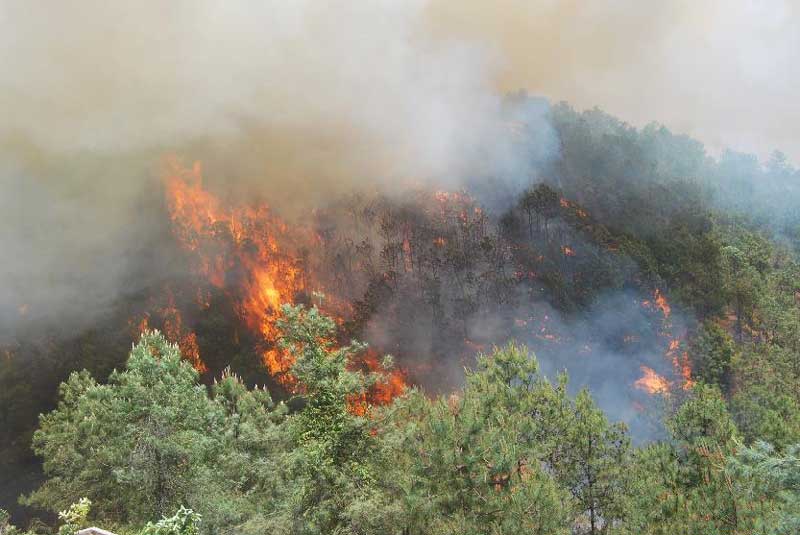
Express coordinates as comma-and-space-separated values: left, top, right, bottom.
164, 158, 305, 384
636, 289, 694, 395
162, 158, 406, 402
634, 366, 671, 395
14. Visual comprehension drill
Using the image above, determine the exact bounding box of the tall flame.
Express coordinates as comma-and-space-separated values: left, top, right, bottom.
162, 157, 406, 402
636, 288, 694, 395
164, 158, 305, 384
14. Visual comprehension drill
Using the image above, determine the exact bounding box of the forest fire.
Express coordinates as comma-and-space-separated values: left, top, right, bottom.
163, 158, 306, 385
148, 161, 690, 408
635, 289, 694, 395
635, 366, 671, 395
642, 289, 671, 319
160, 158, 406, 401
666, 339, 695, 391
133, 289, 206, 373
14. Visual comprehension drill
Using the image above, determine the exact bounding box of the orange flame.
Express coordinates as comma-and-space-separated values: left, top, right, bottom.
653, 289, 671, 319
163, 158, 305, 384
133, 289, 206, 373
638, 288, 693, 396
634, 366, 671, 395
643, 289, 671, 320
347, 350, 407, 415
162, 157, 407, 402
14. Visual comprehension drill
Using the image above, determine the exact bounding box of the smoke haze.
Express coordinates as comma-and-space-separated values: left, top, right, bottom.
2, 1, 797, 348
427, 0, 800, 161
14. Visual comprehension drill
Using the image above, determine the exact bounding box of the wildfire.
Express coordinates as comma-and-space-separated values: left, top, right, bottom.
133, 289, 206, 373
161, 157, 407, 402
561, 245, 576, 257
642, 289, 671, 319
559, 197, 588, 218
665, 337, 695, 391
351, 349, 407, 414
163, 158, 306, 384
637, 289, 694, 395
634, 366, 671, 395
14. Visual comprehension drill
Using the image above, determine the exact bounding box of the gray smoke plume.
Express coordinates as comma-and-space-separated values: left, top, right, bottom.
0, 1, 550, 337
3, 0, 797, 336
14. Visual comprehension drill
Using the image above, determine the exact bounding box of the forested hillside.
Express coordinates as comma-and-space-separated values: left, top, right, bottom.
3, 101, 800, 534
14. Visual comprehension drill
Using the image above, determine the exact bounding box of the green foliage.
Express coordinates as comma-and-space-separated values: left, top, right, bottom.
261, 304, 385, 534
375, 343, 632, 534
57, 498, 91, 535
727, 441, 800, 535
23, 331, 225, 526
395, 344, 574, 534
139, 506, 200, 535
192, 369, 285, 533
616, 385, 773, 535
690, 321, 735, 388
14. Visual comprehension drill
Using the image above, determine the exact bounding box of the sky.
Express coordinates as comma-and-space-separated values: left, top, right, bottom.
2, 0, 798, 162
426, 0, 800, 162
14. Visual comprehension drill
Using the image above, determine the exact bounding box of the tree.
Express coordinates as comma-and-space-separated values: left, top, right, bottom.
262, 304, 390, 535
382, 343, 629, 534
730, 348, 800, 449
727, 441, 800, 535
558, 390, 629, 534
192, 369, 287, 533
720, 245, 761, 341
690, 321, 735, 388
24, 331, 224, 526
615, 384, 756, 535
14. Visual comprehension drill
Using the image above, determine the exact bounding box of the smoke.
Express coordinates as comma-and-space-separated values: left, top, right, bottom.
0, 0, 550, 336
426, 0, 800, 162
0, 1, 524, 182
4, 0, 797, 335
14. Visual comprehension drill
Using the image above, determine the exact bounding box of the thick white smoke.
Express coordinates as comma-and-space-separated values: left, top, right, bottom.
0, 1, 517, 183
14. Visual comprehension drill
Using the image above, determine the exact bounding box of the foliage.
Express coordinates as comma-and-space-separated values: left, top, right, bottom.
727, 441, 800, 535
22, 332, 225, 526
139, 506, 201, 535
56, 498, 91, 535
261, 304, 384, 534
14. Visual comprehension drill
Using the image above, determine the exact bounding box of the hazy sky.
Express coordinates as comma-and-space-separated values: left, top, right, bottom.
2, 1, 797, 162
427, 0, 800, 161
